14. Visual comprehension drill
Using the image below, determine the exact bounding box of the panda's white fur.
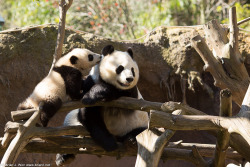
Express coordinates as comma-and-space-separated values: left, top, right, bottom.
63, 109, 83, 126
102, 88, 148, 136
55, 48, 100, 74
18, 48, 101, 127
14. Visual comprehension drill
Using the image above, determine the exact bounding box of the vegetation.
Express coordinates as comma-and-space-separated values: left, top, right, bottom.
0, 0, 249, 39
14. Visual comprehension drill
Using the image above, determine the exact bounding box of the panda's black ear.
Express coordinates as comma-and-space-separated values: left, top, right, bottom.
127, 48, 133, 59
102, 45, 114, 56
70, 55, 78, 64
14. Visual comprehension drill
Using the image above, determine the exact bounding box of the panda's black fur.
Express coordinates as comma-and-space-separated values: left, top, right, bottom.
17, 48, 101, 127
56, 45, 148, 166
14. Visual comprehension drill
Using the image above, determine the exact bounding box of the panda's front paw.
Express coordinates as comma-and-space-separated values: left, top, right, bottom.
55, 154, 75, 166
81, 96, 96, 105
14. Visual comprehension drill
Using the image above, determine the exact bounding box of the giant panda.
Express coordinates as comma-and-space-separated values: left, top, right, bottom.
55, 45, 149, 166
17, 48, 102, 127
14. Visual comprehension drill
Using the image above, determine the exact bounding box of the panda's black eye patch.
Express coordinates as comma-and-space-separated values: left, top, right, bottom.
116, 65, 124, 74
70, 55, 78, 64
131, 67, 135, 77
88, 54, 94, 61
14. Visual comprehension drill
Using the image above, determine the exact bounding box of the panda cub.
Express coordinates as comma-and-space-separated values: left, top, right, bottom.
17, 48, 101, 127
56, 45, 148, 166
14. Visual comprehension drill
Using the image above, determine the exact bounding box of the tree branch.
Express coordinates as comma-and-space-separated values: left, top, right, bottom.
191, 34, 228, 89
11, 97, 162, 122
238, 84, 250, 116
1, 108, 41, 165
229, 7, 239, 54
237, 17, 250, 26
191, 33, 249, 106
49, 0, 73, 74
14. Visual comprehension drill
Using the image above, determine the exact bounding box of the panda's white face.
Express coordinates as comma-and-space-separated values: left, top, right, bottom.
99, 50, 139, 90
56, 48, 101, 73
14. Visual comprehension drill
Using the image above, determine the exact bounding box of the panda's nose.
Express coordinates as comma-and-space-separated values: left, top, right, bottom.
126, 77, 134, 83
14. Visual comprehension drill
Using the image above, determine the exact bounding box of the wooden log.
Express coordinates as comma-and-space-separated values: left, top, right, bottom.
161, 101, 206, 115
1, 133, 15, 148
1, 108, 41, 165
1, 121, 23, 148
229, 84, 250, 162
151, 107, 250, 162
238, 84, 250, 116
0, 137, 242, 163
11, 109, 36, 122
150, 111, 250, 146
212, 89, 232, 167
11, 98, 206, 123
11, 97, 162, 121
3, 123, 90, 139
6, 96, 250, 161
135, 110, 181, 167
33, 126, 89, 137
167, 142, 240, 160
191, 34, 229, 91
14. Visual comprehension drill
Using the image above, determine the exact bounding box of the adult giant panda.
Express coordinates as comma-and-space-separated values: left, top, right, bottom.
17, 48, 102, 127
56, 45, 149, 166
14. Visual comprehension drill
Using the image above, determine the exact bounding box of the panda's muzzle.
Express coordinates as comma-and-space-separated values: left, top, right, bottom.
96, 55, 102, 64
126, 77, 134, 83
96, 60, 101, 64
118, 77, 134, 87
118, 81, 130, 87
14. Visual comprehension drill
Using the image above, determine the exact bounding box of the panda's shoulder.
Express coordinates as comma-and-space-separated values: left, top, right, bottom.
53, 65, 82, 83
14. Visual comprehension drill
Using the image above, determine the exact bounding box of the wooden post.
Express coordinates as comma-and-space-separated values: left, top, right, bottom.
212, 89, 232, 167
135, 110, 181, 167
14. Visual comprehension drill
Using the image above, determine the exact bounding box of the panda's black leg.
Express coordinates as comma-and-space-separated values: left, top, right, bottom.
55, 153, 75, 166
116, 127, 146, 144
81, 76, 95, 95
89, 126, 118, 152
79, 107, 118, 151
40, 98, 62, 127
